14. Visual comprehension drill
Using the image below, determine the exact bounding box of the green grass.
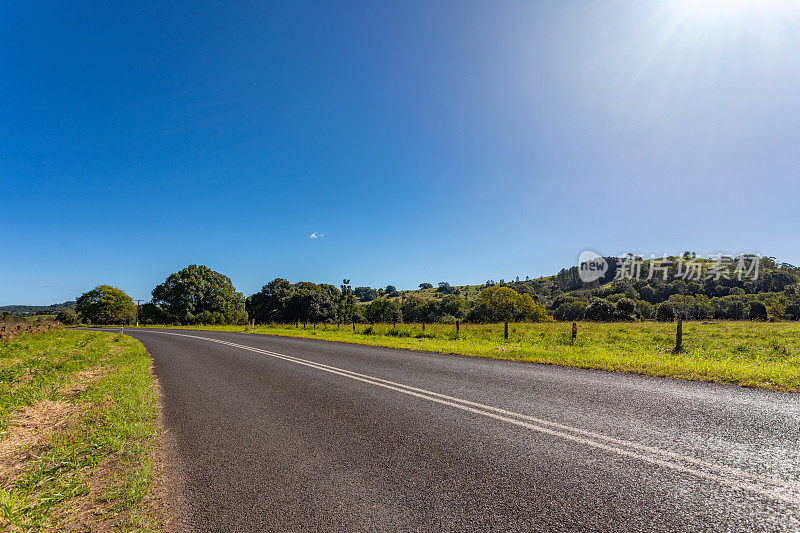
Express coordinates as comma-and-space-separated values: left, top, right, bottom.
134, 321, 800, 392
0, 330, 158, 531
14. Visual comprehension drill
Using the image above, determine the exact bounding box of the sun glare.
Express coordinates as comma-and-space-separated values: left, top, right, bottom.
670, 0, 799, 27
673, 0, 751, 20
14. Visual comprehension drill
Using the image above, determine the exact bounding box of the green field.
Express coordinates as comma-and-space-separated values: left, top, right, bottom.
134, 321, 800, 392
0, 330, 158, 531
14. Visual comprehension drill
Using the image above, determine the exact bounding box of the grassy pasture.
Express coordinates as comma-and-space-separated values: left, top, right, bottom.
134, 321, 800, 392
0, 329, 158, 531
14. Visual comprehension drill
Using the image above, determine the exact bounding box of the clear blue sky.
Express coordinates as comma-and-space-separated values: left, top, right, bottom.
2, 1, 799, 305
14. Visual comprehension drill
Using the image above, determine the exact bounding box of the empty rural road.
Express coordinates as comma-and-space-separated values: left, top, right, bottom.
110, 328, 799, 531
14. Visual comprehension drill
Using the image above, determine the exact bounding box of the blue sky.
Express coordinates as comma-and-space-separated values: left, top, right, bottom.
2, 0, 800, 305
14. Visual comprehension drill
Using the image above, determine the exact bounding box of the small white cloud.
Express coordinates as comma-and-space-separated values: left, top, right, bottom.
309, 232, 324, 239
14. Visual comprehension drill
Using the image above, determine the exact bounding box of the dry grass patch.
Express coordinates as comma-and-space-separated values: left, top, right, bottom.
0, 330, 158, 531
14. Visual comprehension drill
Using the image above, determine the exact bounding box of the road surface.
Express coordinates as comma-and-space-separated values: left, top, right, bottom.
110, 328, 800, 531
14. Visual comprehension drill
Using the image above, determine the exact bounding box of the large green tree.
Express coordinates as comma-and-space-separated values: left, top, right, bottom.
246, 278, 294, 323
470, 286, 552, 323
75, 285, 137, 325
151, 265, 247, 324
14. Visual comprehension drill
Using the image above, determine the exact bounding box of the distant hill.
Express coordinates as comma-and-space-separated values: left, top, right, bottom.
374, 254, 800, 321
0, 301, 76, 316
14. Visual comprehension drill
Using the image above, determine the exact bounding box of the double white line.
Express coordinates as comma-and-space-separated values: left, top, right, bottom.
144, 329, 800, 506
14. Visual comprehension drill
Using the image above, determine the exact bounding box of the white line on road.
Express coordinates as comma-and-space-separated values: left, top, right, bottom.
135, 329, 800, 505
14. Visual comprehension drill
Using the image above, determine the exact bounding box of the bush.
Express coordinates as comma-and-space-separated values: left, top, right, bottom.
55, 308, 80, 325
749, 301, 768, 321
656, 303, 675, 322
584, 298, 614, 321
553, 301, 587, 321
635, 300, 655, 320
615, 298, 636, 320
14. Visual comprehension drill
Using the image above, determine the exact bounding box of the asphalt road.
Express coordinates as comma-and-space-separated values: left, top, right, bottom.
111, 328, 800, 531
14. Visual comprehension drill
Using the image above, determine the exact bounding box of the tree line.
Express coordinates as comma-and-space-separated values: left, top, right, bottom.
69, 265, 553, 326
65, 254, 800, 325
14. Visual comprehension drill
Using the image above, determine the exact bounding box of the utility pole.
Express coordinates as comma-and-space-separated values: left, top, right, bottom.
135, 299, 143, 327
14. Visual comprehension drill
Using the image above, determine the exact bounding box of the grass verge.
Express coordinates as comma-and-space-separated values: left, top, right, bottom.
131, 321, 800, 392
0, 329, 158, 531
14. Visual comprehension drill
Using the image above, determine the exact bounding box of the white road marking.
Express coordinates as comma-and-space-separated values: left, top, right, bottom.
134, 329, 800, 505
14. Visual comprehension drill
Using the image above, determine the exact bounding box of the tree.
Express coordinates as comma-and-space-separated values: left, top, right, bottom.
151, 265, 247, 325
470, 286, 551, 323
290, 290, 336, 325
363, 299, 402, 324
55, 308, 80, 325
338, 279, 356, 326
419, 283, 433, 290
656, 303, 675, 322
636, 300, 655, 320
385, 285, 397, 294
615, 298, 636, 320
440, 295, 467, 320
353, 286, 378, 302
246, 278, 294, 323
139, 302, 167, 324
766, 299, 786, 320
437, 282, 455, 294
75, 285, 136, 325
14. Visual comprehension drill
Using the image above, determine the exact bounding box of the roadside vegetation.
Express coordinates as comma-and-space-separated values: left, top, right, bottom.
0, 329, 158, 531
24, 254, 800, 398
137, 320, 800, 392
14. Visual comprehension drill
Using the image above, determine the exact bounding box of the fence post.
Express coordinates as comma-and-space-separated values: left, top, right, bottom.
504, 321, 509, 340
673, 318, 683, 353
456, 320, 460, 335
571, 322, 577, 344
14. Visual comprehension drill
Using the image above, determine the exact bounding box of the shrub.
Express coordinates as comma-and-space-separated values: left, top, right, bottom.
749, 301, 768, 321
55, 308, 80, 325
615, 298, 636, 320
584, 298, 614, 321
553, 301, 587, 321
636, 300, 655, 320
